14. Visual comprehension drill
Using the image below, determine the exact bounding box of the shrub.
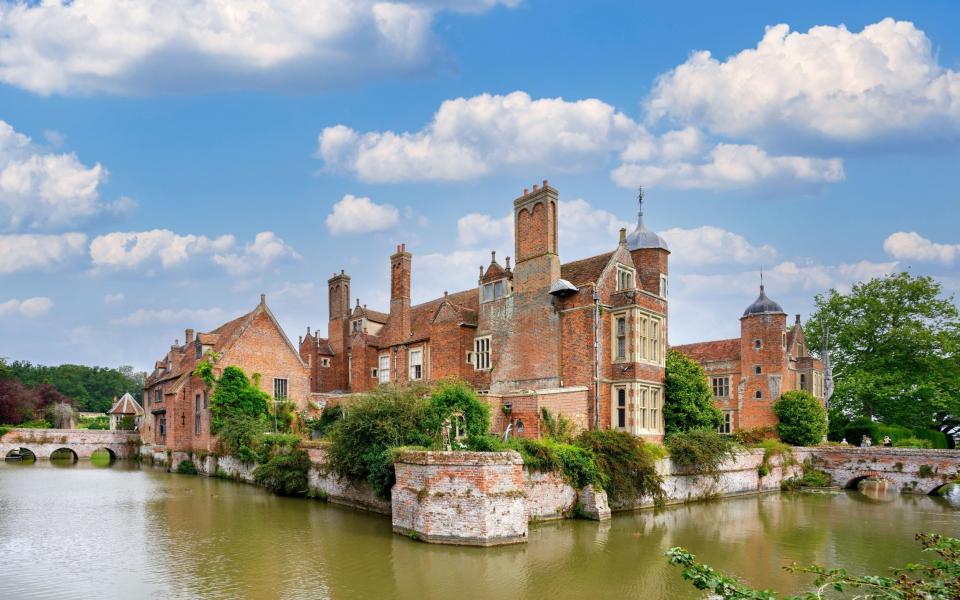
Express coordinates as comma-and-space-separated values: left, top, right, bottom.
757, 464, 769, 478
424, 378, 491, 441
254, 433, 301, 464
175, 459, 198, 475
0, 425, 11, 437
774, 390, 827, 446
325, 387, 433, 499
117, 415, 137, 431
895, 437, 933, 449
209, 366, 270, 434
664, 350, 723, 435
733, 426, 775, 445
781, 461, 831, 490
253, 449, 312, 496
79, 416, 110, 430
217, 414, 268, 463
270, 400, 297, 433
509, 437, 603, 489
539, 408, 576, 443
575, 429, 664, 505
666, 429, 736, 478
466, 434, 507, 452
304, 405, 343, 437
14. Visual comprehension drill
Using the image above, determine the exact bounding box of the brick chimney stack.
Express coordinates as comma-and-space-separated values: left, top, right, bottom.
390, 243, 412, 335
184, 329, 194, 345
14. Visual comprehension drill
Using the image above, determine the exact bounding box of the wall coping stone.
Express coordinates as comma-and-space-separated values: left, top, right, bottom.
396, 450, 523, 466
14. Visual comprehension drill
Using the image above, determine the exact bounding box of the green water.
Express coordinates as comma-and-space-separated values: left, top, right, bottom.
1, 461, 958, 600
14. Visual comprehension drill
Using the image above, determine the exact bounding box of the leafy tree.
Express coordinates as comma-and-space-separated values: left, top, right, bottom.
664, 350, 723, 435
0, 360, 145, 413
806, 272, 960, 429
0, 378, 35, 424
209, 366, 270, 434
44, 402, 77, 429
773, 391, 827, 446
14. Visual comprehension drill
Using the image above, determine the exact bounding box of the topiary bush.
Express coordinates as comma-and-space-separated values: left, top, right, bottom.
666, 429, 736, 478
575, 429, 664, 505
774, 390, 827, 446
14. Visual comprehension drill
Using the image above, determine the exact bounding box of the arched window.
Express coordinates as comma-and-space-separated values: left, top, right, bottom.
754, 339, 762, 349
755, 390, 763, 399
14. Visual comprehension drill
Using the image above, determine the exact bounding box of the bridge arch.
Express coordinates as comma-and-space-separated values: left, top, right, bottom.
4, 447, 36, 461
91, 447, 118, 463
843, 472, 887, 490
50, 447, 80, 462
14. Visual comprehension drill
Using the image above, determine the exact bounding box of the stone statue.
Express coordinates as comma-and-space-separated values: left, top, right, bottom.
441, 418, 452, 451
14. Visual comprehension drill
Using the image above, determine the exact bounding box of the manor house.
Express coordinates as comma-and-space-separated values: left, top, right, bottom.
672, 285, 825, 434
300, 182, 671, 441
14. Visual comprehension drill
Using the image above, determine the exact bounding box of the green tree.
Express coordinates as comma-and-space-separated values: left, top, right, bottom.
209, 366, 270, 434
806, 272, 960, 429
425, 378, 491, 441
664, 350, 723, 435
773, 390, 827, 446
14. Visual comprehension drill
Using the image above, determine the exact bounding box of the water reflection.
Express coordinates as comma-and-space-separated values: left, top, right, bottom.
1, 463, 958, 600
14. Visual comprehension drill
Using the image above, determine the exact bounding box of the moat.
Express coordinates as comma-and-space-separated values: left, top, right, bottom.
1, 461, 958, 599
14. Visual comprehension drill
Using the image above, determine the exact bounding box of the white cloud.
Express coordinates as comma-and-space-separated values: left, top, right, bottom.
318, 91, 640, 182
0, 296, 53, 318
110, 307, 227, 327
678, 260, 898, 297
325, 194, 400, 235
883, 231, 960, 265
661, 226, 778, 266
0, 120, 129, 230
0, 0, 516, 96
646, 19, 960, 146
612, 143, 844, 191
212, 231, 300, 276
0, 232, 87, 273
413, 249, 491, 304
103, 292, 125, 304
90, 229, 235, 271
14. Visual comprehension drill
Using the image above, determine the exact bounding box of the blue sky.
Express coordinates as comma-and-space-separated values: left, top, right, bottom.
0, 0, 958, 372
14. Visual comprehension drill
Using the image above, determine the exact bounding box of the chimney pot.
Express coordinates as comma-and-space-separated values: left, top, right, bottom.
795, 314, 801, 323
619, 227, 627, 244
542, 179, 548, 187
491, 250, 496, 263
260, 293, 266, 305
523, 188, 528, 195
185, 328, 194, 344
533, 183, 539, 191
505, 257, 511, 270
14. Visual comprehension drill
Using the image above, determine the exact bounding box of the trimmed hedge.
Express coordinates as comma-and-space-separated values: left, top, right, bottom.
843, 419, 948, 449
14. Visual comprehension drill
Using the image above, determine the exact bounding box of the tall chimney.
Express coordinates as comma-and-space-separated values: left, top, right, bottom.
185, 328, 194, 344
390, 243, 412, 335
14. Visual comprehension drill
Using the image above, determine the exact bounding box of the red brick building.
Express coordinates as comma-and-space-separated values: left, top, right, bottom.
672, 285, 824, 434
300, 182, 670, 441
142, 295, 310, 453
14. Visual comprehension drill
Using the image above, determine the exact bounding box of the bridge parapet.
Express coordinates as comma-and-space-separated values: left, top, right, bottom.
1, 428, 141, 460
798, 447, 960, 495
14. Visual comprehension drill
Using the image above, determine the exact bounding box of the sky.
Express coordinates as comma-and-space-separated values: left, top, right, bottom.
0, 0, 959, 373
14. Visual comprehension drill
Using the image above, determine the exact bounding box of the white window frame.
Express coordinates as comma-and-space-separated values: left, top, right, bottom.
616, 265, 635, 291
480, 280, 507, 303
273, 378, 288, 399
660, 274, 669, 298
474, 336, 491, 371
614, 314, 627, 362
615, 386, 627, 430
718, 410, 733, 434
711, 376, 730, 398
378, 354, 390, 384
320, 357, 330, 368
408, 348, 423, 381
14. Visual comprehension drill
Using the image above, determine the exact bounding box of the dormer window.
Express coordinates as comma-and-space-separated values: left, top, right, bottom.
481, 280, 506, 303
616, 266, 635, 291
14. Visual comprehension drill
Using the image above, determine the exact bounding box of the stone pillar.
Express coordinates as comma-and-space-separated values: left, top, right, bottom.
392, 450, 528, 546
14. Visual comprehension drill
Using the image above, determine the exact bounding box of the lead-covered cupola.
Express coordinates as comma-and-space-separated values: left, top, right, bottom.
625, 187, 669, 251
743, 281, 785, 316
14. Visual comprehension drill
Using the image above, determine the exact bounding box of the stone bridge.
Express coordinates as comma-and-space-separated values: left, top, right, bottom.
798, 447, 960, 495
1, 428, 141, 460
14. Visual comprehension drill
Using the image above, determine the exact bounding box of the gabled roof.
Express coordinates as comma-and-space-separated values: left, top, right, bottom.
108, 392, 144, 416
672, 338, 741, 363
560, 252, 614, 287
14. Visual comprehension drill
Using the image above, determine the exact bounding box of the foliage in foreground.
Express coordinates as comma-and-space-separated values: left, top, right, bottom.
666, 532, 960, 599
773, 391, 827, 446
664, 350, 723, 436
666, 429, 736, 478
